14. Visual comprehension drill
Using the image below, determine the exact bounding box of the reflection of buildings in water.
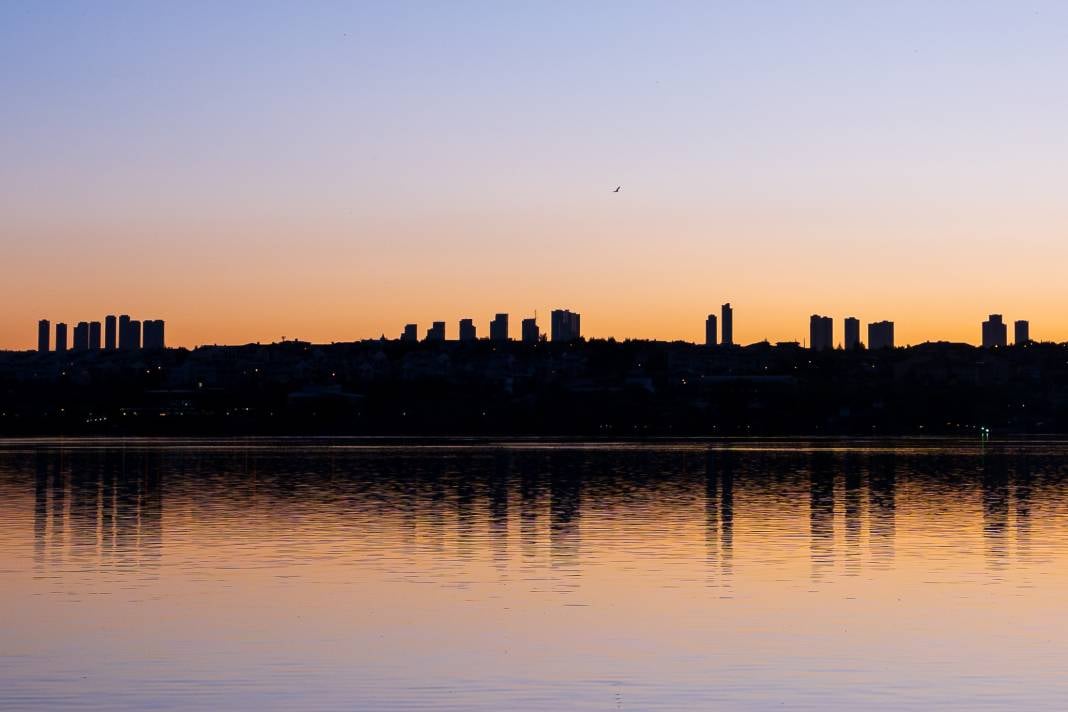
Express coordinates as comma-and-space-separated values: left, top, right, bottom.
704, 450, 734, 584
32, 449, 162, 575
34, 453, 48, 564
843, 455, 863, 575
453, 465, 476, 561
69, 453, 100, 558
549, 455, 582, 584
809, 453, 835, 581
868, 454, 896, 567
1013, 455, 1032, 563
408, 458, 447, 555
518, 457, 543, 565
489, 453, 511, 569
982, 454, 1010, 572
50, 452, 66, 565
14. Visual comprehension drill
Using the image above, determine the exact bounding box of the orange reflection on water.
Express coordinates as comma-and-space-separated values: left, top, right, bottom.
2, 442, 1068, 710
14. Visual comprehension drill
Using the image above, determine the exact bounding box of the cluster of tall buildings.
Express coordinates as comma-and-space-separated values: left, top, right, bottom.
808, 315, 894, 351
982, 314, 1029, 348
803, 313, 1032, 351
37, 315, 165, 353
704, 303, 734, 347
399, 309, 581, 344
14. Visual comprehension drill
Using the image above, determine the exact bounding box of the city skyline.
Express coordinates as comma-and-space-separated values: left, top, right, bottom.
25, 308, 1039, 352
5, 3, 1068, 349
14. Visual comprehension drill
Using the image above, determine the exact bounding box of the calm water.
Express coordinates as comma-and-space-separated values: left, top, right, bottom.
2, 439, 1068, 711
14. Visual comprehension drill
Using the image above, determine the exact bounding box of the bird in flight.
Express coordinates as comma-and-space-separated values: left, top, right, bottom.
613, 186, 621, 192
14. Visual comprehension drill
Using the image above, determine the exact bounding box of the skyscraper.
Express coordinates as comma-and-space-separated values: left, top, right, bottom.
704, 313, 718, 347
143, 320, 166, 349
401, 324, 418, 342
490, 313, 509, 341
809, 315, 833, 351
521, 318, 539, 344
459, 318, 477, 342
550, 309, 581, 342
844, 317, 860, 350
118, 315, 132, 350
426, 321, 445, 341
104, 315, 117, 350
982, 314, 1007, 348
129, 320, 142, 350
868, 321, 894, 350
55, 323, 68, 353
37, 319, 50, 353
721, 303, 733, 346
89, 321, 102, 350
1014, 320, 1030, 345
73, 322, 89, 351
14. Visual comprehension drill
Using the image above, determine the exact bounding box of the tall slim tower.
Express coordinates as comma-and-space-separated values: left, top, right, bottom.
55, 323, 68, 353
37, 319, 50, 353
104, 315, 117, 350
72, 322, 89, 351
489, 313, 509, 341
982, 314, 1007, 348
129, 320, 142, 350
89, 321, 102, 350
521, 318, 539, 344
118, 315, 132, 350
458, 318, 477, 342
721, 303, 733, 346
1014, 320, 1030, 345
704, 313, 718, 347
809, 315, 833, 351
844, 317, 861, 350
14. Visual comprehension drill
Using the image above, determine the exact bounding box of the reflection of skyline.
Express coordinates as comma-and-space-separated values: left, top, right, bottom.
843, 455, 862, 576
31, 450, 162, 576
982, 453, 1010, 573
809, 453, 835, 582
9, 446, 1064, 587
705, 450, 734, 586
549, 455, 582, 595
869, 453, 896, 568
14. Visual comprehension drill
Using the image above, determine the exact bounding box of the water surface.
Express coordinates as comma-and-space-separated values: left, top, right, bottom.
2, 439, 1067, 710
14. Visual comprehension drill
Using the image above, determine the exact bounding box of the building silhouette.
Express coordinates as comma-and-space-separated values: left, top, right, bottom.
721, 303, 733, 346
982, 314, 1007, 348
809, 315, 833, 351
844, 317, 861, 350
1015, 320, 1030, 345
522, 318, 539, 344
118, 315, 132, 350
458, 318, 476, 342
37, 319, 50, 353
551, 309, 581, 342
89, 321, 102, 350
73, 322, 89, 351
426, 321, 445, 342
129, 320, 142, 350
143, 320, 165, 350
868, 321, 894, 350
490, 313, 509, 342
55, 323, 68, 353
401, 324, 418, 342
104, 315, 117, 350
705, 313, 718, 347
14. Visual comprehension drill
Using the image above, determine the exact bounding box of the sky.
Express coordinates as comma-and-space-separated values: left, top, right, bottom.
3, 1, 1068, 349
